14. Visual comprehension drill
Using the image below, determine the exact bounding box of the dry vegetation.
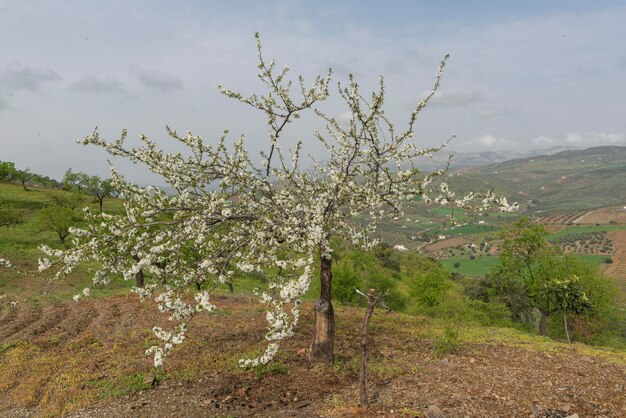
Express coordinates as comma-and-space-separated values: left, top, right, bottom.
1, 294, 625, 417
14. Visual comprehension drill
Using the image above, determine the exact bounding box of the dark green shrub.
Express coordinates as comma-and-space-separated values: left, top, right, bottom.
333, 259, 362, 305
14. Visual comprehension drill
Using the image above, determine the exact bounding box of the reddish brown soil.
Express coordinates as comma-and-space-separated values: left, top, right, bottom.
0, 295, 624, 417
424, 237, 468, 253
604, 230, 626, 294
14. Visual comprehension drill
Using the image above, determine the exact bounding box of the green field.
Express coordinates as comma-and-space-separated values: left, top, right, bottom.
548, 224, 626, 239
441, 253, 611, 277
441, 256, 500, 276
443, 223, 498, 235
575, 254, 612, 269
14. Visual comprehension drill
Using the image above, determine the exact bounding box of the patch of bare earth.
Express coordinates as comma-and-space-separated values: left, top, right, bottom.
0, 295, 624, 417
424, 237, 468, 253
604, 230, 626, 294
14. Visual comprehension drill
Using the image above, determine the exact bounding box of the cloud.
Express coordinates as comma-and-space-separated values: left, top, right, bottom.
530, 136, 555, 146
135, 70, 184, 92
588, 132, 625, 144
0, 95, 11, 111
544, 132, 625, 146
565, 132, 583, 143
428, 89, 484, 107
476, 134, 507, 147
69, 75, 129, 95
0, 63, 61, 92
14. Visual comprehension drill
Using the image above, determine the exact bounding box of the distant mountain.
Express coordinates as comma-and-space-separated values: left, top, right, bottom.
413, 146, 583, 171
444, 146, 626, 212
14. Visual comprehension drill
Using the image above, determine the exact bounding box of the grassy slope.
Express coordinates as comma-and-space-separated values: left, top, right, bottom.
0, 183, 625, 416
0, 183, 129, 303
448, 146, 626, 212
441, 256, 500, 277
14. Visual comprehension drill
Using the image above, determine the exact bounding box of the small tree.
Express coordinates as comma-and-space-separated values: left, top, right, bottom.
0, 197, 22, 227
533, 255, 597, 341
36, 205, 82, 245
84, 175, 114, 211
14, 169, 32, 191
543, 274, 590, 343
49, 191, 85, 210
495, 217, 555, 335
0, 161, 17, 183
62, 169, 91, 194
409, 261, 450, 307
36, 35, 516, 369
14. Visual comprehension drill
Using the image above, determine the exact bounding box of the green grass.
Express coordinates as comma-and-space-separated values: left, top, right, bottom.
442, 223, 498, 236
575, 254, 612, 269
88, 373, 153, 400
0, 184, 128, 301
441, 253, 608, 277
441, 256, 500, 276
548, 224, 626, 239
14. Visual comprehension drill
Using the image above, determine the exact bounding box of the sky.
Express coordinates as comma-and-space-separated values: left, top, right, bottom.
1, 0, 625, 183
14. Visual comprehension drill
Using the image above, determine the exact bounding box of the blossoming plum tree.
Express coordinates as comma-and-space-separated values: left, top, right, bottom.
36, 34, 517, 368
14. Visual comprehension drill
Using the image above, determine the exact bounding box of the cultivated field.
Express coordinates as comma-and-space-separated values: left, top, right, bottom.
575, 206, 626, 225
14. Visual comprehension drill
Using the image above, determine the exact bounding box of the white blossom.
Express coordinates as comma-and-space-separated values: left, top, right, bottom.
16, 35, 517, 370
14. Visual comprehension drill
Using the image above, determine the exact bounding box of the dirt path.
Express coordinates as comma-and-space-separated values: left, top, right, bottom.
604, 230, 626, 295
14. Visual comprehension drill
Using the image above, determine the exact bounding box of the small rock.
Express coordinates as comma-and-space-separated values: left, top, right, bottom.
559, 403, 571, 413
425, 405, 445, 418
439, 358, 449, 365
469, 358, 476, 364
296, 348, 307, 357
530, 404, 542, 416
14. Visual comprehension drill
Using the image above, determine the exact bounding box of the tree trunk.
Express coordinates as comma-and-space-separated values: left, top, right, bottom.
136, 268, 145, 288
226, 281, 234, 294
98, 198, 104, 212
539, 310, 548, 337
132, 255, 144, 288
309, 253, 335, 364
359, 290, 377, 408
563, 310, 570, 343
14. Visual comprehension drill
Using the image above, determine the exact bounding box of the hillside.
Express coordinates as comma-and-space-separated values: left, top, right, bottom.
0, 294, 624, 417
447, 146, 626, 212
1, 155, 625, 417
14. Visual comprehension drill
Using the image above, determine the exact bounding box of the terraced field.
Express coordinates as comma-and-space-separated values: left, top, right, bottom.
533, 209, 589, 224
576, 206, 626, 225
